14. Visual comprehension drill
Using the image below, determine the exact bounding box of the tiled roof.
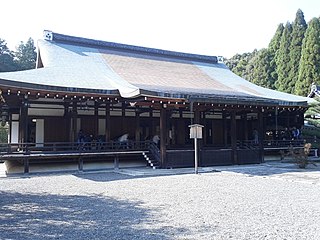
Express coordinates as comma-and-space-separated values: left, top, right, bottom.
0, 30, 313, 106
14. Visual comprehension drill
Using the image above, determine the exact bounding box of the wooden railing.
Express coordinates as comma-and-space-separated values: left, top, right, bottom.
0, 140, 152, 155
238, 139, 305, 149
148, 142, 161, 164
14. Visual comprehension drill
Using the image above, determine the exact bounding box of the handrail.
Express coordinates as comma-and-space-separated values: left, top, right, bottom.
239, 139, 305, 149
263, 139, 305, 148
0, 140, 151, 155
0, 139, 308, 156
148, 141, 161, 163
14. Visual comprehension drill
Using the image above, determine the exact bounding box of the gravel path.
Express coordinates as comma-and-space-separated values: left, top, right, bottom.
1, 164, 320, 239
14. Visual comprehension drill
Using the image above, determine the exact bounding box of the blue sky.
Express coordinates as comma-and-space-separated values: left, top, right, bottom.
1, 0, 320, 58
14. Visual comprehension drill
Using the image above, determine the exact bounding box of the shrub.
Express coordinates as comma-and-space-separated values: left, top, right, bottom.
288, 143, 317, 169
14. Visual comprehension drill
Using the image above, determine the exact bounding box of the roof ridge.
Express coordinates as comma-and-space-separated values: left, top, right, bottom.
43, 30, 218, 64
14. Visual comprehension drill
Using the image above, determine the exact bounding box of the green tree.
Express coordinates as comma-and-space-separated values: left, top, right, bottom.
0, 38, 17, 72
295, 18, 320, 96
288, 9, 307, 92
268, 24, 284, 85
226, 52, 253, 76
269, 24, 285, 53
225, 51, 257, 82
242, 49, 259, 82
249, 48, 275, 89
14, 38, 37, 70
275, 22, 293, 93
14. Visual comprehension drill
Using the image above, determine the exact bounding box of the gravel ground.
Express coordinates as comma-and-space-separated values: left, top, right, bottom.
1, 164, 320, 240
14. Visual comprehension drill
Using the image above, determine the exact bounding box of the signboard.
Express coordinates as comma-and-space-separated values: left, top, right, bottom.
189, 124, 204, 174
189, 124, 204, 139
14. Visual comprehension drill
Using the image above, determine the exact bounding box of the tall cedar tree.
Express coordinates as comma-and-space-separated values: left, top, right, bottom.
0, 39, 16, 72
275, 22, 293, 93
268, 24, 284, 85
288, 9, 307, 93
15, 38, 37, 70
295, 18, 320, 96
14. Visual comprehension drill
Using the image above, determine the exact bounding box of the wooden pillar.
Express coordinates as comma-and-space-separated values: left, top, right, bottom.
24, 158, 29, 174
160, 108, 167, 168
78, 157, 83, 172
19, 99, 28, 143
202, 112, 207, 145
168, 110, 173, 145
64, 102, 72, 142
258, 111, 264, 163
194, 109, 200, 124
105, 103, 111, 142
71, 101, 78, 142
135, 111, 140, 141
286, 110, 290, 128
230, 111, 237, 164
178, 109, 185, 145
190, 101, 194, 125
94, 102, 99, 138
223, 112, 228, 147
8, 113, 12, 144
114, 155, 119, 170
242, 113, 248, 140
212, 120, 215, 145
275, 107, 278, 139
150, 109, 154, 137
121, 102, 125, 133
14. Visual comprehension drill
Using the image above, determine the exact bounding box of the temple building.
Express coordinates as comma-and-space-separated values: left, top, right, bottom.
0, 30, 313, 171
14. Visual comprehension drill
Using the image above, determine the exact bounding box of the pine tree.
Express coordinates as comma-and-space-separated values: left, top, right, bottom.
275, 22, 293, 93
295, 18, 320, 96
14, 38, 37, 70
288, 9, 307, 93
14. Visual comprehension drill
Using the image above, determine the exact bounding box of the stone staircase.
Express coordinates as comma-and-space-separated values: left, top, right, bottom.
142, 151, 160, 169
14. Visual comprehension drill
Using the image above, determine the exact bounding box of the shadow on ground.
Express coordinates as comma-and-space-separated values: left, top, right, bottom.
0, 191, 187, 240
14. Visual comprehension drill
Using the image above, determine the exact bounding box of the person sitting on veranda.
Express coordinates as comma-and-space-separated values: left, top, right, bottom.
152, 135, 160, 146
77, 129, 86, 150
118, 133, 129, 149
292, 127, 301, 140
